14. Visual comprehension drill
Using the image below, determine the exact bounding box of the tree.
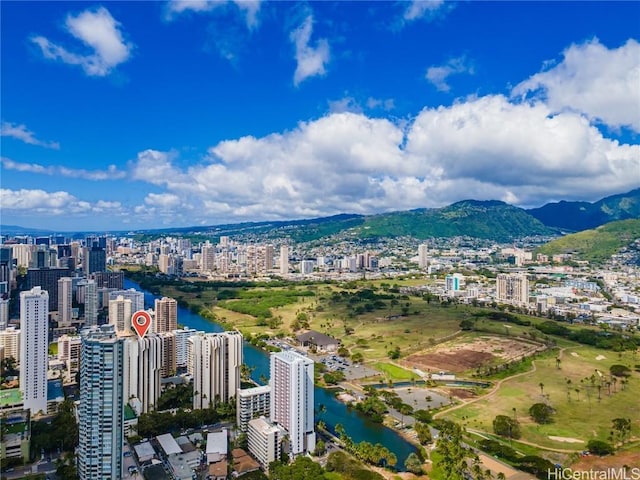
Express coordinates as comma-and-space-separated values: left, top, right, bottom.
404, 452, 423, 475
529, 403, 554, 424
538, 382, 544, 395
414, 422, 432, 445
314, 439, 326, 456
611, 418, 632, 445
269, 456, 324, 480
492, 415, 521, 439
586, 439, 614, 456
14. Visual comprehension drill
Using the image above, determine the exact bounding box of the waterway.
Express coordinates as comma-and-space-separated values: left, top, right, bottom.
125, 279, 418, 468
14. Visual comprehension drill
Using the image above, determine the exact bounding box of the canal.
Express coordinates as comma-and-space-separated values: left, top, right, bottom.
125, 279, 418, 468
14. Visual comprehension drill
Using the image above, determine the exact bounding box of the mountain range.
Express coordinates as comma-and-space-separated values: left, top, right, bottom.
1, 189, 639, 242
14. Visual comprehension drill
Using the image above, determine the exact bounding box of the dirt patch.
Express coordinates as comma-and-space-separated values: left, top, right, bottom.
408, 349, 494, 372
404, 335, 541, 373
447, 388, 477, 400
571, 449, 640, 471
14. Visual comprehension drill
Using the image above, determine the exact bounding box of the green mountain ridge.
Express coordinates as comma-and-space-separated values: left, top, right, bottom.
536, 219, 640, 263
527, 188, 640, 231
353, 200, 555, 241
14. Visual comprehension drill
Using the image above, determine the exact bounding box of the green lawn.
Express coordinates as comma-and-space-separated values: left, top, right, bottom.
373, 362, 417, 381
443, 345, 640, 451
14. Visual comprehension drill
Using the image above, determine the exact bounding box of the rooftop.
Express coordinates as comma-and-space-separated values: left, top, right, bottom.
296, 330, 340, 346
156, 433, 182, 456
206, 430, 228, 456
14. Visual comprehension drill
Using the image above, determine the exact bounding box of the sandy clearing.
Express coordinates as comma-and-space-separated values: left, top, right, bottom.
595, 355, 606, 360
548, 436, 584, 443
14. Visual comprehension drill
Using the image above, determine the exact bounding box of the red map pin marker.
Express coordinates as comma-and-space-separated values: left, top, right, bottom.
131, 310, 152, 338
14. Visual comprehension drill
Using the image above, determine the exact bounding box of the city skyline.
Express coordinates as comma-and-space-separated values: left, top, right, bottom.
1, 1, 639, 231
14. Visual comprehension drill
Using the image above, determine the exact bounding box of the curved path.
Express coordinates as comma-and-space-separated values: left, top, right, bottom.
433, 347, 583, 453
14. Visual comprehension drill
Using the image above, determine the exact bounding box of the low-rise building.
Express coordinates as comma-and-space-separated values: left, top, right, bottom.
237, 385, 270, 432
247, 416, 285, 469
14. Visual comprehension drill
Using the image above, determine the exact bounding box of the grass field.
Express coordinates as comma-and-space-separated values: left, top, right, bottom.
442, 345, 640, 451
373, 362, 418, 381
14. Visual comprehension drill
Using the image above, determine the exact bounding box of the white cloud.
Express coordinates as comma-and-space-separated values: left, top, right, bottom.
366, 97, 395, 111
403, 0, 447, 22
1, 157, 126, 180
425, 56, 474, 92
31, 7, 133, 77
1, 122, 60, 149
166, 0, 261, 29
513, 38, 640, 132
0, 188, 92, 215
290, 15, 330, 86
124, 99, 637, 224
144, 193, 182, 208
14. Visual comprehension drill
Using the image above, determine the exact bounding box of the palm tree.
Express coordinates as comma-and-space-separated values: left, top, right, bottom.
539, 382, 544, 395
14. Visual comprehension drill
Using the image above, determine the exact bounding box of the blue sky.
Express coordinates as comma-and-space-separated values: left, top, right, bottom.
1, 1, 639, 232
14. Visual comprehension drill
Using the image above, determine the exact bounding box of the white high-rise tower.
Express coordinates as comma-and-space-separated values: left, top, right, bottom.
20, 286, 49, 415
269, 350, 315, 456
279, 245, 289, 275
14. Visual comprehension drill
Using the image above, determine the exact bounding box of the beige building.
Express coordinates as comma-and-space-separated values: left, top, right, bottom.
188, 331, 242, 410
496, 273, 530, 306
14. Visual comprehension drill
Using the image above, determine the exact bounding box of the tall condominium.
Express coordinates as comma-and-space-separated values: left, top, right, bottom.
83, 279, 98, 327
173, 327, 201, 367
154, 297, 177, 333
201, 241, 215, 272
20, 286, 49, 415
418, 244, 429, 268
188, 331, 242, 409
0, 297, 9, 331
496, 273, 530, 306
123, 334, 162, 415
269, 350, 315, 456
108, 295, 132, 335
57, 277, 73, 326
78, 325, 124, 480
108, 288, 144, 313
26, 267, 70, 310
279, 245, 289, 275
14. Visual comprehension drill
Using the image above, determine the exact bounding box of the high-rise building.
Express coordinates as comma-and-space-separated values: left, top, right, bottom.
83, 246, 106, 274
418, 244, 429, 269
188, 331, 242, 410
108, 289, 144, 313
201, 241, 215, 272
279, 245, 289, 275
0, 326, 20, 360
173, 327, 201, 368
26, 267, 71, 311
20, 287, 49, 415
57, 334, 81, 378
237, 385, 271, 432
269, 350, 315, 456
0, 298, 9, 331
496, 273, 530, 306
10, 244, 32, 268
158, 332, 176, 378
57, 277, 73, 326
84, 280, 98, 327
445, 273, 464, 294
123, 334, 162, 415
78, 325, 124, 480
108, 296, 132, 335
90, 271, 124, 290
154, 297, 177, 333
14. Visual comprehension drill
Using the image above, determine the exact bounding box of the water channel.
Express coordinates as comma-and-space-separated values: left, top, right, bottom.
125, 279, 418, 468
